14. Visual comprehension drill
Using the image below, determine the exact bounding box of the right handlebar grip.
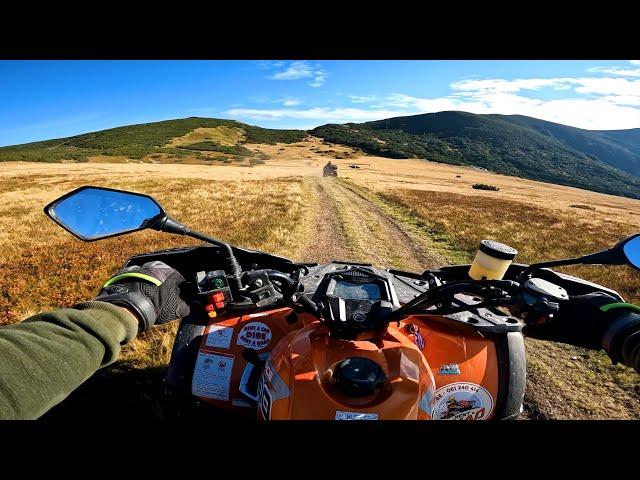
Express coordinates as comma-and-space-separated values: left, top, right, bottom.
602, 309, 640, 372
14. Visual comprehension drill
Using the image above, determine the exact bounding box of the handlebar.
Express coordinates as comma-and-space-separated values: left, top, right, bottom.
265, 269, 321, 315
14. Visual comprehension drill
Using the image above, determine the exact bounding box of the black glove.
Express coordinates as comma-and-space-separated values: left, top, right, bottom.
524, 292, 640, 371
95, 261, 190, 331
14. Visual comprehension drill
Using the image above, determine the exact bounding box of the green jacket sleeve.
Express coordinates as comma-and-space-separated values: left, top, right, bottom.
0, 301, 138, 420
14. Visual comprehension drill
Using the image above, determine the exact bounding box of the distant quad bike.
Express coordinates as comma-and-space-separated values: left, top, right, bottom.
45, 186, 640, 420
323, 161, 338, 177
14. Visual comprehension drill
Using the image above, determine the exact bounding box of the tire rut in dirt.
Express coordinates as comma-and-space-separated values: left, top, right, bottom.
295, 177, 351, 264
320, 178, 429, 271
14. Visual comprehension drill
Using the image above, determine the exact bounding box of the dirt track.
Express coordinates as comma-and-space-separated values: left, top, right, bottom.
296, 177, 436, 272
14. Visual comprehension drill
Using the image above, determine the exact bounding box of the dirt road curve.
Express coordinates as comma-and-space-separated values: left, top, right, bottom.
296, 177, 434, 272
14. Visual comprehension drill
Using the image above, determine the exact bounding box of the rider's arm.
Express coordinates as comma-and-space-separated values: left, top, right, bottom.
523, 292, 640, 374
0, 302, 138, 419
0, 261, 188, 420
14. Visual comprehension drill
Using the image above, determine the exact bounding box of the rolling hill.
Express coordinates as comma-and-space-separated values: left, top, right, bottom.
311, 111, 640, 199
1, 113, 639, 199
0, 117, 307, 164
494, 114, 640, 177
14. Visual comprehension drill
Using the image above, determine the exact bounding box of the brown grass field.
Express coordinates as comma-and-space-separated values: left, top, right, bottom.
1, 135, 639, 419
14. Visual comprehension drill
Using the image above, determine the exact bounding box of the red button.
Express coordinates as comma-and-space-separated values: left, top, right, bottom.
212, 292, 225, 303
204, 304, 214, 312
215, 301, 225, 309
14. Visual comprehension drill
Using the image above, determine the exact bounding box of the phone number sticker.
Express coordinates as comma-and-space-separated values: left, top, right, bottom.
430, 382, 494, 420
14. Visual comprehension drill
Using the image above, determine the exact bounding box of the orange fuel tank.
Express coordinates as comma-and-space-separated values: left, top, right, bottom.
258, 314, 500, 420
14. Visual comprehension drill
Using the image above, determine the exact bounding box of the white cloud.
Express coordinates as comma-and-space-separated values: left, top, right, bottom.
630, 60, 640, 65
281, 97, 302, 106
270, 61, 314, 80
443, 75, 640, 129
451, 78, 572, 93
268, 61, 327, 87
309, 69, 328, 88
599, 95, 640, 107
244, 63, 640, 130
225, 107, 406, 123
349, 95, 376, 103
588, 66, 640, 78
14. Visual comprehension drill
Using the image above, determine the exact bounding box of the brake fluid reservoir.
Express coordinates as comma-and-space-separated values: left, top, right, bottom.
468, 240, 518, 280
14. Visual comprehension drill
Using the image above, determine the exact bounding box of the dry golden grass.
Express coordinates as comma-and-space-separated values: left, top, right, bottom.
372, 187, 640, 418
381, 189, 640, 303
0, 168, 313, 360
164, 125, 246, 147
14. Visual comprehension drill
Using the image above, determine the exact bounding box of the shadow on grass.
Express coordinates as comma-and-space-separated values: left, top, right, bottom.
40, 362, 251, 422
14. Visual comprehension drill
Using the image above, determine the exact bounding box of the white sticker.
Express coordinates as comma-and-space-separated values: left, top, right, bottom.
257, 375, 272, 420
236, 322, 273, 350
438, 363, 461, 375
204, 324, 234, 349
238, 352, 269, 402
335, 411, 379, 420
191, 352, 234, 401
430, 382, 494, 420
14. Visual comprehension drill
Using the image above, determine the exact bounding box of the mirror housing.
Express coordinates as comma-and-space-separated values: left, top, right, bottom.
44, 186, 166, 241
45, 185, 245, 290
614, 234, 640, 270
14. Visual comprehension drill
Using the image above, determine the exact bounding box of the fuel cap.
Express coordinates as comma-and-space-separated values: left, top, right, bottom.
332, 357, 387, 397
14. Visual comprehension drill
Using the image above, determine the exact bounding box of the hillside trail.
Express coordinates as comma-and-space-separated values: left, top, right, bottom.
294, 176, 438, 271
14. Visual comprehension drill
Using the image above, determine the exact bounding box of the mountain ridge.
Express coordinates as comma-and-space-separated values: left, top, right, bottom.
310, 111, 640, 199
1, 112, 639, 199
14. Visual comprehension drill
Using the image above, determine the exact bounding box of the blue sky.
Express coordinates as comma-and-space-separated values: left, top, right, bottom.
1, 60, 639, 147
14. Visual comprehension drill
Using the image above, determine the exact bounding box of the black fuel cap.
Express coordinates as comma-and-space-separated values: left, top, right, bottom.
332, 357, 387, 397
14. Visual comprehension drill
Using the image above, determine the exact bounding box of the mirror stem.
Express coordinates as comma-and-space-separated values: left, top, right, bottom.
153, 217, 244, 289
520, 247, 624, 280
520, 257, 584, 278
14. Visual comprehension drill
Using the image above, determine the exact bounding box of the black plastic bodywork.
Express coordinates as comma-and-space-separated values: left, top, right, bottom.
433, 263, 624, 301
125, 244, 307, 279
127, 248, 621, 420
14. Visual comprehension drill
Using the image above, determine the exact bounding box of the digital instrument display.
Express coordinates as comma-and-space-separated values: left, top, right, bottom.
333, 280, 382, 300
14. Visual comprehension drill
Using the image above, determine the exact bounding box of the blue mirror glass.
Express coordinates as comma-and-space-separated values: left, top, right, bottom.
48, 187, 163, 240
622, 236, 640, 270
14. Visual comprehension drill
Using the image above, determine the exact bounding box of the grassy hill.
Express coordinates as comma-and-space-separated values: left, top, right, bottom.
0, 117, 307, 163
495, 114, 640, 177
311, 111, 640, 199
2, 112, 639, 199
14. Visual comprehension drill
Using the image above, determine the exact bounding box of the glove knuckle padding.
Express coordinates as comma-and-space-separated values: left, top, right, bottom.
96, 261, 189, 331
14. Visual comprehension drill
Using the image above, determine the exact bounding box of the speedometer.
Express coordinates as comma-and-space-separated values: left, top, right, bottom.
332, 280, 382, 300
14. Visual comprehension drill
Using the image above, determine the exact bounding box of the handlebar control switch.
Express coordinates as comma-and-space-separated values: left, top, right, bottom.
517, 277, 567, 325
196, 269, 234, 317
524, 278, 569, 302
